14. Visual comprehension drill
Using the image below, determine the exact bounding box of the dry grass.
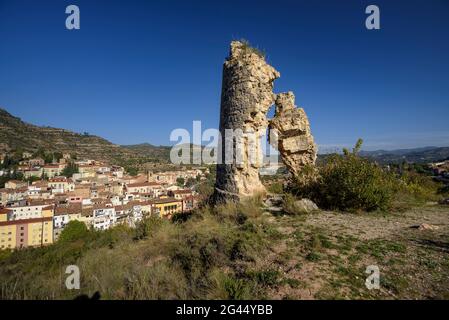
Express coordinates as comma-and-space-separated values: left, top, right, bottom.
1, 199, 448, 300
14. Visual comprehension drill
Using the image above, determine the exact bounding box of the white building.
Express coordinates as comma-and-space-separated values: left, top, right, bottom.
9, 204, 50, 220
92, 206, 117, 230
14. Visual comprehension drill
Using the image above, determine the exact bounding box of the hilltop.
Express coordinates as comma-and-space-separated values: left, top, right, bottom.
316, 146, 449, 165
2, 107, 448, 166
359, 147, 449, 164
0, 108, 170, 164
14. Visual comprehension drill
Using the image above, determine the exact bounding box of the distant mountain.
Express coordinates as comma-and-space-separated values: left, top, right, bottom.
121, 143, 171, 161
360, 146, 449, 164
2, 107, 447, 166
0, 107, 170, 163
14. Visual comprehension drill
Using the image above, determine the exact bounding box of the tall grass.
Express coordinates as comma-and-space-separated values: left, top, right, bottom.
0, 197, 272, 300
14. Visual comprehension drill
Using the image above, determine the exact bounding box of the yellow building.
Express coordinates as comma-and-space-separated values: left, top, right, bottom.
0, 207, 54, 250
149, 197, 183, 218
48, 177, 75, 193
26, 217, 53, 247
23, 167, 43, 179
43, 164, 65, 178
0, 209, 15, 249
77, 164, 98, 178
4, 180, 27, 190
0, 208, 10, 222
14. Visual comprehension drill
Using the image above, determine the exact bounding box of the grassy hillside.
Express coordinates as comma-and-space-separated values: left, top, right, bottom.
121, 143, 171, 162
0, 108, 169, 164
1, 201, 448, 300
1, 150, 448, 300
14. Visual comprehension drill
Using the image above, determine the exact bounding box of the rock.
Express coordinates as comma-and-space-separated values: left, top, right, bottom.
266, 206, 283, 213
411, 223, 439, 231
264, 194, 283, 208
293, 198, 319, 213
439, 198, 449, 205
269, 92, 317, 178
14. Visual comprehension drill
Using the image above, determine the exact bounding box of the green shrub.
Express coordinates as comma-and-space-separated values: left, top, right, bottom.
58, 220, 89, 243
399, 171, 440, 202
238, 39, 266, 58
248, 269, 280, 286
292, 139, 396, 212
267, 181, 283, 194
222, 276, 251, 300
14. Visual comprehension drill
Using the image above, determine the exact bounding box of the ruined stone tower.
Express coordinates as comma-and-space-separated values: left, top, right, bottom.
212, 41, 317, 203
269, 92, 317, 177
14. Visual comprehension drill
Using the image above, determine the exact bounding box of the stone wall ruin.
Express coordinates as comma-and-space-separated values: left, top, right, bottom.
212, 41, 317, 203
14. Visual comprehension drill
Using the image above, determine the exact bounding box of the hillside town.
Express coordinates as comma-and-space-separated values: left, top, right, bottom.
0, 151, 208, 250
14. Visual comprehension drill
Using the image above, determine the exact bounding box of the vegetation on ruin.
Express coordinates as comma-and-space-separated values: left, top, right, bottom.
238, 39, 266, 59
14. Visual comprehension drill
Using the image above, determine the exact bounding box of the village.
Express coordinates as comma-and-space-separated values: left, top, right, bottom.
0, 151, 208, 250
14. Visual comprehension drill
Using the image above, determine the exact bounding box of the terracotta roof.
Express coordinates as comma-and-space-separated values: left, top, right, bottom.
43, 165, 60, 168
126, 182, 162, 188
0, 216, 52, 226
55, 204, 82, 216
0, 208, 12, 214
49, 177, 69, 182
149, 197, 182, 205
92, 204, 114, 210
173, 189, 193, 194
28, 199, 55, 206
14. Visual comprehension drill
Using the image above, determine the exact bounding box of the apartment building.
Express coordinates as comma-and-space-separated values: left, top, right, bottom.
0, 207, 54, 249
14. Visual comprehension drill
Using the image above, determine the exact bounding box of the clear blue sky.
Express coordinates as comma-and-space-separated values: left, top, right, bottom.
0, 0, 448, 151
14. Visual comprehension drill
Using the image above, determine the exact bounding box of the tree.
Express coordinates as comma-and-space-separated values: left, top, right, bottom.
25, 176, 40, 183
0, 170, 24, 188
61, 162, 79, 178
185, 177, 196, 188
33, 148, 45, 158
43, 153, 54, 164
53, 152, 63, 163
126, 166, 138, 176
0, 154, 19, 169
59, 221, 89, 243
176, 177, 185, 187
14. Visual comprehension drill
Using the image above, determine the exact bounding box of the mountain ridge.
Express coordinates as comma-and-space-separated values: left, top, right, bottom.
1, 107, 448, 165
0, 107, 169, 163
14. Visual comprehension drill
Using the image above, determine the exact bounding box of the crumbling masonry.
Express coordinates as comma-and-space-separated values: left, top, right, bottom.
212, 41, 317, 203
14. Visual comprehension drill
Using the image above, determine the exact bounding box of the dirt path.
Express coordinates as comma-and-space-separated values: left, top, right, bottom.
304, 206, 449, 240
262, 205, 449, 299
